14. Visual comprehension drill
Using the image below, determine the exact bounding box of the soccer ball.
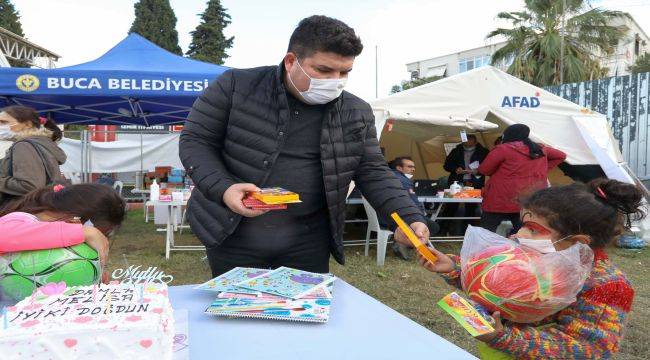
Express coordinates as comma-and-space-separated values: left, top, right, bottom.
461, 244, 570, 323
0, 243, 100, 301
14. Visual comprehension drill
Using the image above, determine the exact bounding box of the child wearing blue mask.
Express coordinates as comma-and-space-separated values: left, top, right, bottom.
413, 178, 643, 359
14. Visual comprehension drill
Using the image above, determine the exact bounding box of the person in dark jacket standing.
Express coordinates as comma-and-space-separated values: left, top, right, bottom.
443, 135, 489, 189
0, 106, 66, 207
439, 134, 489, 235
180, 16, 428, 276
478, 124, 566, 233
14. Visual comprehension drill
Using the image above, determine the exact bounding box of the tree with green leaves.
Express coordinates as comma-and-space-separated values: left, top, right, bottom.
488, 0, 629, 86
629, 53, 650, 74
186, 0, 234, 64
390, 76, 442, 94
0, 0, 27, 67
129, 0, 182, 55
0, 0, 23, 36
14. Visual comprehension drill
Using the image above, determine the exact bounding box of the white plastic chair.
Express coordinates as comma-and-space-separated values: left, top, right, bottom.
113, 181, 124, 197
361, 197, 393, 266
179, 208, 189, 235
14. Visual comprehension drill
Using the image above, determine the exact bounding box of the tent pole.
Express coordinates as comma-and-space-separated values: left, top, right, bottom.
139, 131, 144, 190
87, 130, 93, 183
80, 130, 86, 183
478, 131, 488, 148
415, 142, 431, 179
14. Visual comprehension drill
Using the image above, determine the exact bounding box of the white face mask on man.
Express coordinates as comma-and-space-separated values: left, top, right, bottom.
516, 235, 572, 254
289, 59, 347, 105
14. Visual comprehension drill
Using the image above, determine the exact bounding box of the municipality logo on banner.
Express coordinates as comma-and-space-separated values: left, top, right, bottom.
16, 74, 40, 92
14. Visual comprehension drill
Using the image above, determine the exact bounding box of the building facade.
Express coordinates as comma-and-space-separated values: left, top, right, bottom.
406, 16, 649, 80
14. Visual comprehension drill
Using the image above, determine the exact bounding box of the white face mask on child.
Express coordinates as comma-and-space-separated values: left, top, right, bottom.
516, 235, 572, 254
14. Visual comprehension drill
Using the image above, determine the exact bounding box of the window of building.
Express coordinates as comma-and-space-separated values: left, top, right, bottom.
458, 55, 491, 73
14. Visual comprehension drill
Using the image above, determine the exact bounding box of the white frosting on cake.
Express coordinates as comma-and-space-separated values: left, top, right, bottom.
0, 282, 174, 360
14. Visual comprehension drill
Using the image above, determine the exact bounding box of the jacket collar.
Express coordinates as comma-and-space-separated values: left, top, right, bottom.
392, 169, 409, 181
455, 142, 486, 151
8, 127, 53, 142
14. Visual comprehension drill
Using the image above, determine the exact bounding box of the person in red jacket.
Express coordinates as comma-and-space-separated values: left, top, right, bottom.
478, 124, 566, 232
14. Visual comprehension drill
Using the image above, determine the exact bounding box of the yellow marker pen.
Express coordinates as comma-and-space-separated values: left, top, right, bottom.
390, 212, 438, 264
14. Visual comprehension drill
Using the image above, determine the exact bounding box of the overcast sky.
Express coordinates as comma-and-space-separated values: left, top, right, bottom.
11, 0, 650, 101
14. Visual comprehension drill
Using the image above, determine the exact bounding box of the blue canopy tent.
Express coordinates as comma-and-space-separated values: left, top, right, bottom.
0, 33, 228, 126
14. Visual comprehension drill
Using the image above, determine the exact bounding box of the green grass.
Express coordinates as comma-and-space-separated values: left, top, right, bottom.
107, 210, 650, 359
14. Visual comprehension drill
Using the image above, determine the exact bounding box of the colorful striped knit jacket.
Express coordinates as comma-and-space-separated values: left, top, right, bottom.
441, 248, 634, 359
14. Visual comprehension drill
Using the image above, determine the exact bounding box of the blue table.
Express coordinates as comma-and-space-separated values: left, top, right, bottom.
169, 281, 476, 359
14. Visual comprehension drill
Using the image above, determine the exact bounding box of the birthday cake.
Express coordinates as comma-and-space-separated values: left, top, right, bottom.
0, 282, 174, 360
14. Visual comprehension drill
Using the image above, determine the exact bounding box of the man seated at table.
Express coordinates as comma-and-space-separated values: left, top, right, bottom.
382, 157, 439, 260
440, 134, 488, 236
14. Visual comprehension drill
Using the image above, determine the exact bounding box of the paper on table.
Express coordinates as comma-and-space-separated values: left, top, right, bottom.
468, 161, 480, 170
460, 130, 468, 143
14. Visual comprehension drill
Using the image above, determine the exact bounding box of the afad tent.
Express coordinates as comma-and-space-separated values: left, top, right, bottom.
371, 66, 650, 235
371, 66, 632, 184
0, 33, 228, 126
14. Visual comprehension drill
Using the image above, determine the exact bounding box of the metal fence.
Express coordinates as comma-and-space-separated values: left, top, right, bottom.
546, 72, 650, 180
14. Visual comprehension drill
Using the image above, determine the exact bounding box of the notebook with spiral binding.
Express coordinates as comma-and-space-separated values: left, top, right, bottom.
234, 266, 336, 299
205, 281, 334, 323
204, 296, 332, 323
194, 267, 270, 295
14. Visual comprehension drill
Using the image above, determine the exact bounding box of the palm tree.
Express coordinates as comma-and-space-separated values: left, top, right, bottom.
629, 53, 650, 74
488, 0, 630, 86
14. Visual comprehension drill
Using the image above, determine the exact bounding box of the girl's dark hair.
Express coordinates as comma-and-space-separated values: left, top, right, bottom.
521, 179, 645, 248
2, 105, 62, 142
0, 184, 126, 234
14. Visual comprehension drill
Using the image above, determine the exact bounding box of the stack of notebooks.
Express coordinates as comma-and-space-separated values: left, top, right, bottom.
196, 267, 336, 323
242, 188, 301, 210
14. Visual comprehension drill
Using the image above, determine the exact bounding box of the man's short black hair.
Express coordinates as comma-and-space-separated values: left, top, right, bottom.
389, 156, 413, 170
466, 134, 477, 142
288, 15, 363, 58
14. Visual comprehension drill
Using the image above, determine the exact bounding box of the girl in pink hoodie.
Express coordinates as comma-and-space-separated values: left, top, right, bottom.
0, 184, 126, 278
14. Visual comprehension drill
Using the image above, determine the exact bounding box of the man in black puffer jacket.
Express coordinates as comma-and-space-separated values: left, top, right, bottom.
440, 134, 489, 235
180, 16, 428, 276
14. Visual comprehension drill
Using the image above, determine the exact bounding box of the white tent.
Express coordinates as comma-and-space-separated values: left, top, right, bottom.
58, 134, 182, 173
371, 66, 630, 183
370, 66, 649, 236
